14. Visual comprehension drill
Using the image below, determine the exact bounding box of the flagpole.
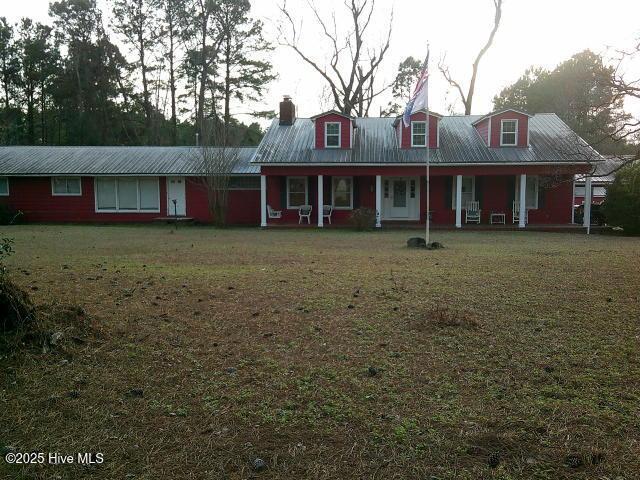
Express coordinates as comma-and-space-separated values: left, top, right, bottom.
425, 44, 430, 246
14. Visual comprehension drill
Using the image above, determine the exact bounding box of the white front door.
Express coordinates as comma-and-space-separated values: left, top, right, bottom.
382, 177, 419, 220
390, 178, 409, 218
167, 177, 186, 216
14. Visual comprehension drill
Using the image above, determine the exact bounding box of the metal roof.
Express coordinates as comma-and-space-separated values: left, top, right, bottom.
575, 155, 637, 184
471, 108, 532, 126
253, 113, 603, 165
0, 146, 259, 176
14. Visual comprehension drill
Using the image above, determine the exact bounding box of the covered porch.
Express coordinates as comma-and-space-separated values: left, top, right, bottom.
258, 165, 586, 228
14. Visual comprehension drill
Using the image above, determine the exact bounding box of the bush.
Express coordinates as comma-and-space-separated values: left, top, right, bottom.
603, 162, 640, 234
349, 207, 377, 231
0, 204, 23, 225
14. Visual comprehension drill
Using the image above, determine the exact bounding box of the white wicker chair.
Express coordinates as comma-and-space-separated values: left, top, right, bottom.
267, 205, 282, 219
322, 205, 333, 224
512, 201, 528, 224
465, 201, 481, 224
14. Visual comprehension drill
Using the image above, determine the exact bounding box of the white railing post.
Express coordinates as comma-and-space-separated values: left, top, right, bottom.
455, 175, 462, 228
519, 174, 527, 228
583, 176, 592, 233
375, 175, 382, 228
317, 175, 324, 228
260, 175, 267, 227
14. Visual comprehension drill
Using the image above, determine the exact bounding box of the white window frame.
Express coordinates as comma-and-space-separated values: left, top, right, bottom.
452, 176, 476, 210
411, 121, 427, 147
324, 122, 341, 148
500, 119, 518, 146
286, 176, 308, 209
94, 177, 161, 213
0, 177, 8, 196
515, 175, 539, 209
51, 176, 82, 196
331, 176, 354, 210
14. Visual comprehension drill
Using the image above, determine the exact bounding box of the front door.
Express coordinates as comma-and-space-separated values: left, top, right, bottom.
167, 177, 186, 216
390, 179, 409, 218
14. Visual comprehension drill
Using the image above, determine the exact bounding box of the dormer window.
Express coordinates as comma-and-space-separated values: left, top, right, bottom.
411, 121, 426, 147
325, 122, 341, 148
501, 119, 518, 146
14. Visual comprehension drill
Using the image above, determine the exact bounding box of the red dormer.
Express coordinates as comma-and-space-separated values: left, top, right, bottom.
311, 111, 354, 149
394, 111, 441, 149
473, 109, 531, 148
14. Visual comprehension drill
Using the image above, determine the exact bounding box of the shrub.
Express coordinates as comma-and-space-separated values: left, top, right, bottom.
603, 162, 640, 234
0, 238, 13, 276
0, 204, 23, 225
349, 207, 377, 231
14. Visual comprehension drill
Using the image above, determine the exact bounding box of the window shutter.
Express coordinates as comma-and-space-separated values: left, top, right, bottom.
507, 176, 515, 210
280, 177, 287, 209
445, 176, 452, 208
353, 177, 360, 208
324, 176, 332, 203
538, 180, 546, 209
307, 176, 315, 207
476, 177, 484, 207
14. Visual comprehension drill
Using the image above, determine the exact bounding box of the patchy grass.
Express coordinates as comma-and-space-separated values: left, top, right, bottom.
1, 225, 639, 479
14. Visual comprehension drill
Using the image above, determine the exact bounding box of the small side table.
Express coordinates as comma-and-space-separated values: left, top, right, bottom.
490, 212, 506, 225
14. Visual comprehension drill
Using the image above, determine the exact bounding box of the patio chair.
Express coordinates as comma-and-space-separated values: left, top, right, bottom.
512, 201, 529, 224
267, 205, 282, 219
323, 205, 333, 225
465, 201, 481, 224
298, 205, 312, 224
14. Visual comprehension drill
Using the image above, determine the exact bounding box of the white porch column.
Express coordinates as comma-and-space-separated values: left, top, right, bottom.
455, 175, 462, 228
571, 178, 576, 224
317, 175, 324, 227
260, 175, 267, 227
519, 174, 527, 228
375, 175, 382, 228
583, 176, 592, 232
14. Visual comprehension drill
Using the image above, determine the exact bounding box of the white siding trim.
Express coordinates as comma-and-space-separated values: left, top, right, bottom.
500, 119, 519, 146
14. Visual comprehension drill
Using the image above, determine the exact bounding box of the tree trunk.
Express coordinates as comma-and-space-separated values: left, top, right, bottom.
196, 8, 209, 140
223, 36, 231, 146
168, 14, 177, 145
138, 0, 152, 144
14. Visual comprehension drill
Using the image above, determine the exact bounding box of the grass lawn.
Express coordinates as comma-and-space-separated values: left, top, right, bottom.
1, 225, 639, 479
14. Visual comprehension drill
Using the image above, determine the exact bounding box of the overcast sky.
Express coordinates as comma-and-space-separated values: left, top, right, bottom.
2, 0, 640, 122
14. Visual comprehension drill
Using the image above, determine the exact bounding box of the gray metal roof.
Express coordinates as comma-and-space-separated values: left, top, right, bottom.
575, 155, 637, 184
253, 113, 603, 165
0, 146, 259, 176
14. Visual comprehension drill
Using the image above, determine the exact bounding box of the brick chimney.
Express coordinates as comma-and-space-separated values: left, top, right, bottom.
279, 95, 296, 125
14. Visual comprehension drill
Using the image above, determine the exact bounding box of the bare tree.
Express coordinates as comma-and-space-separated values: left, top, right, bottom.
193, 120, 240, 226
278, 0, 393, 117
439, 0, 502, 115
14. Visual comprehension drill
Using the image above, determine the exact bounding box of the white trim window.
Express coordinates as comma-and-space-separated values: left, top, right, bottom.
325, 122, 341, 148
286, 176, 308, 208
515, 175, 539, 209
411, 121, 427, 147
95, 177, 160, 212
452, 176, 475, 209
52, 177, 82, 196
332, 176, 353, 209
500, 119, 518, 146
0, 177, 8, 196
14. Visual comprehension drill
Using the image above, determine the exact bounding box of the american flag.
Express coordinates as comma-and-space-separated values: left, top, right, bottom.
402, 51, 430, 128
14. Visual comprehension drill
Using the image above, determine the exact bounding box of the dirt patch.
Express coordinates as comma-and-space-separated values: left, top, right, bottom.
409, 306, 481, 331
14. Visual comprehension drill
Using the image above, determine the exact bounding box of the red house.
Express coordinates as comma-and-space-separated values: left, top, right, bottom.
0, 96, 601, 228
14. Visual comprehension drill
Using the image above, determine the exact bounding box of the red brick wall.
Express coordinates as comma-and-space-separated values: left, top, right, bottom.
314, 113, 352, 149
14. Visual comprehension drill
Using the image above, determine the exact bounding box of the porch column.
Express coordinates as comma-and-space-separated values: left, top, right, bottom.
375, 175, 382, 228
519, 174, 527, 228
583, 176, 592, 232
455, 175, 462, 228
317, 175, 324, 227
260, 175, 267, 227
571, 178, 576, 224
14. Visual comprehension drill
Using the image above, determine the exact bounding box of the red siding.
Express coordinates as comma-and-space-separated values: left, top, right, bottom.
0, 176, 167, 222
399, 112, 439, 148
185, 178, 260, 225
314, 113, 352, 149
489, 111, 529, 147
474, 118, 489, 145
